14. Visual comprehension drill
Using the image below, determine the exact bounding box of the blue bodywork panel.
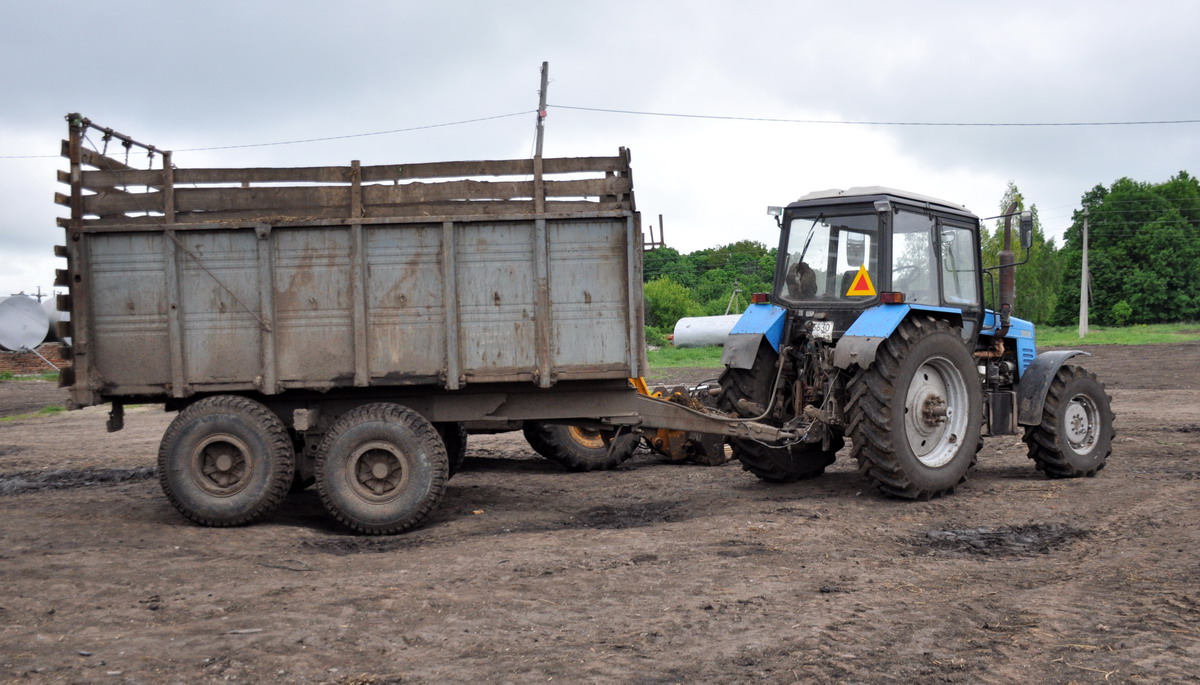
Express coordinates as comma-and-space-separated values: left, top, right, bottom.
981, 311, 1036, 377
843, 303, 964, 337
722, 303, 787, 369
729, 303, 787, 352
832, 304, 964, 369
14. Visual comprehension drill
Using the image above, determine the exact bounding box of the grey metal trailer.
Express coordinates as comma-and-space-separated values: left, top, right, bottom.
54, 115, 786, 534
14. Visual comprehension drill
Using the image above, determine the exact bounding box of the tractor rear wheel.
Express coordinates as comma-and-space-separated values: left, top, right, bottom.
522, 422, 639, 471
846, 315, 981, 499
717, 343, 842, 482
1023, 365, 1114, 478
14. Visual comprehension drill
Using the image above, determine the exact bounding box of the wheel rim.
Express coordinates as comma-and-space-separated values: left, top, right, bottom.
1063, 393, 1100, 456
347, 440, 411, 502
903, 356, 970, 468
567, 425, 606, 449
190, 433, 254, 497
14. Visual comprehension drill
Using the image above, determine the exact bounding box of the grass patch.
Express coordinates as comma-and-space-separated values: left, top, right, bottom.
1037, 323, 1200, 347
0, 371, 60, 382
0, 405, 66, 423
647, 346, 724, 368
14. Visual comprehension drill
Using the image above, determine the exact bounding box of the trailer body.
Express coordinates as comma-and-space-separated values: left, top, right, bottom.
54, 115, 786, 534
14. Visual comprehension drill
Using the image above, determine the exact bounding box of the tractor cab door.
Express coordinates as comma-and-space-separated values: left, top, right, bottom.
889, 209, 984, 342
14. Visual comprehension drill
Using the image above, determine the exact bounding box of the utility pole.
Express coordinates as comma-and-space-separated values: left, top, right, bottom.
534, 61, 548, 159
1079, 206, 1090, 338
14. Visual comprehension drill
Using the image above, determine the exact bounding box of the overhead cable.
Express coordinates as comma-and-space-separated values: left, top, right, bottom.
549, 104, 1200, 127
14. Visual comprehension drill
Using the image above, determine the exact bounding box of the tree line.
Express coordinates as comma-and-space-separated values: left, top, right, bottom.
643, 171, 1198, 341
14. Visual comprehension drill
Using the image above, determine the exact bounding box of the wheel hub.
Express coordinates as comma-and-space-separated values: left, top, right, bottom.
904, 357, 967, 468
1064, 394, 1098, 455
191, 434, 252, 496
348, 441, 410, 501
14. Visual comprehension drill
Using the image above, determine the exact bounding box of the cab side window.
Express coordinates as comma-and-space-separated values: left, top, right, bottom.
940, 226, 979, 306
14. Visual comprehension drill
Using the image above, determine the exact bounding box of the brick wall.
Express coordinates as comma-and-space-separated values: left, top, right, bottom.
0, 343, 72, 376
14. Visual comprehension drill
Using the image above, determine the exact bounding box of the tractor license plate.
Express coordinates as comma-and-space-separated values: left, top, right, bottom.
811, 321, 834, 342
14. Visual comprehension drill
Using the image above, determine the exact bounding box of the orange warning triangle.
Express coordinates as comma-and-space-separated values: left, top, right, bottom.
846, 264, 877, 297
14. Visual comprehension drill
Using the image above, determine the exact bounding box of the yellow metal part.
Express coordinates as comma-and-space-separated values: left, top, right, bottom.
630, 377, 691, 461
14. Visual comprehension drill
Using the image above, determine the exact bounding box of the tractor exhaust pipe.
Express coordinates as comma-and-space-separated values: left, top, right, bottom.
998, 202, 1017, 337
997, 202, 1034, 339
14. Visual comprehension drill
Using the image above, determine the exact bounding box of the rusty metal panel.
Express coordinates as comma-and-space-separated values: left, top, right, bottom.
455, 221, 538, 375
272, 228, 355, 383
88, 233, 172, 387
176, 230, 263, 386
546, 219, 631, 370
363, 223, 448, 380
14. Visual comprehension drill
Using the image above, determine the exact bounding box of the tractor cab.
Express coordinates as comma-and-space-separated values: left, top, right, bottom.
770, 187, 985, 343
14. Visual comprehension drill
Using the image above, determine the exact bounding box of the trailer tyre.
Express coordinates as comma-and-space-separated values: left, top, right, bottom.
436, 422, 468, 477
846, 315, 981, 499
158, 395, 295, 527
1023, 365, 1114, 478
522, 422, 639, 471
718, 343, 841, 482
316, 403, 448, 535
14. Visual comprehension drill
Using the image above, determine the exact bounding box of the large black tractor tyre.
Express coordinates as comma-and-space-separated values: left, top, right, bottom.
315, 403, 448, 535
717, 344, 843, 483
158, 395, 295, 526
1023, 365, 1114, 478
436, 422, 468, 477
846, 316, 982, 499
522, 422, 639, 471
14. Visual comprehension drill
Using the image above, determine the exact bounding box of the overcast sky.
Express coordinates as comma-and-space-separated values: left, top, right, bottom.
2, 1, 1198, 300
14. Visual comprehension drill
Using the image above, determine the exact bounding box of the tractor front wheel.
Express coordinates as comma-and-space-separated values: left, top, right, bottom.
1023, 365, 1114, 478
846, 315, 981, 499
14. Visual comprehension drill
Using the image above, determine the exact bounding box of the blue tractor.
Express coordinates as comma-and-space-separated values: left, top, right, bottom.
717, 187, 1115, 498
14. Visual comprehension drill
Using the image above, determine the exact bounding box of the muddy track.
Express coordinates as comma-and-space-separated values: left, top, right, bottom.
0, 343, 1197, 683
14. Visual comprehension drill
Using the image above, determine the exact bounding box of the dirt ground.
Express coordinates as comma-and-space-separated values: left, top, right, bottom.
1, 343, 1197, 684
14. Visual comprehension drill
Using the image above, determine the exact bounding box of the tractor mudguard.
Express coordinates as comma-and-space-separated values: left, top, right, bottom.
1017, 350, 1090, 425
832, 304, 962, 370
721, 303, 786, 370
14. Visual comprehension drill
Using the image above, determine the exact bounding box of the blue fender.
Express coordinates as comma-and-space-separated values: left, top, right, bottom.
1017, 350, 1090, 425
832, 304, 963, 370
720, 303, 786, 369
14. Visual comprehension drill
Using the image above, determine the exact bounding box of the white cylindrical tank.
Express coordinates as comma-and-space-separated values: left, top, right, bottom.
672, 314, 742, 348
41, 297, 71, 345
0, 295, 50, 351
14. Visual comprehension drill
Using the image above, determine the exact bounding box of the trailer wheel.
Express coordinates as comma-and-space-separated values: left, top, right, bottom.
436, 422, 468, 477
846, 315, 981, 499
717, 343, 841, 482
522, 422, 639, 471
1023, 365, 1114, 478
316, 403, 448, 535
158, 395, 295, 526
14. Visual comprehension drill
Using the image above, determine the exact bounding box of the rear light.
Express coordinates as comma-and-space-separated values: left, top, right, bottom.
879, 291, 906, 304
750, 292, 770, 304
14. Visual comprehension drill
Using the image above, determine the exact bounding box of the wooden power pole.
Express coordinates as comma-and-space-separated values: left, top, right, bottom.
534, 62, 548, 159
1079, 206, 1089, 338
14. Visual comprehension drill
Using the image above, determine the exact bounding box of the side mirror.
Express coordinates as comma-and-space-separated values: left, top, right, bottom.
767, 206, 784, 228
1019, 210, 1033, 250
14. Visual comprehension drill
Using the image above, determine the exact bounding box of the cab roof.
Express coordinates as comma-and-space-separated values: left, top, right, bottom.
788, 186, 978, 220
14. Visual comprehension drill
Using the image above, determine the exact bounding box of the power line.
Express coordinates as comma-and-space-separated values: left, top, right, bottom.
550, 104, 1200, 128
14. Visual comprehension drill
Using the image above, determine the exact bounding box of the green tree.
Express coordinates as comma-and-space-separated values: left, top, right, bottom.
1051, 172, 1200, 325
643, 276, 702, 332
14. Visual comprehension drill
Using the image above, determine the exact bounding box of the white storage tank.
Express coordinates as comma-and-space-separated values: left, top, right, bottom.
0, 295, 49, 351
672, 314, 742, 348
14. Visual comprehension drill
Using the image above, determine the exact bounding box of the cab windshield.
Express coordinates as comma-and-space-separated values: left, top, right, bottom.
780, 213, 879, 303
